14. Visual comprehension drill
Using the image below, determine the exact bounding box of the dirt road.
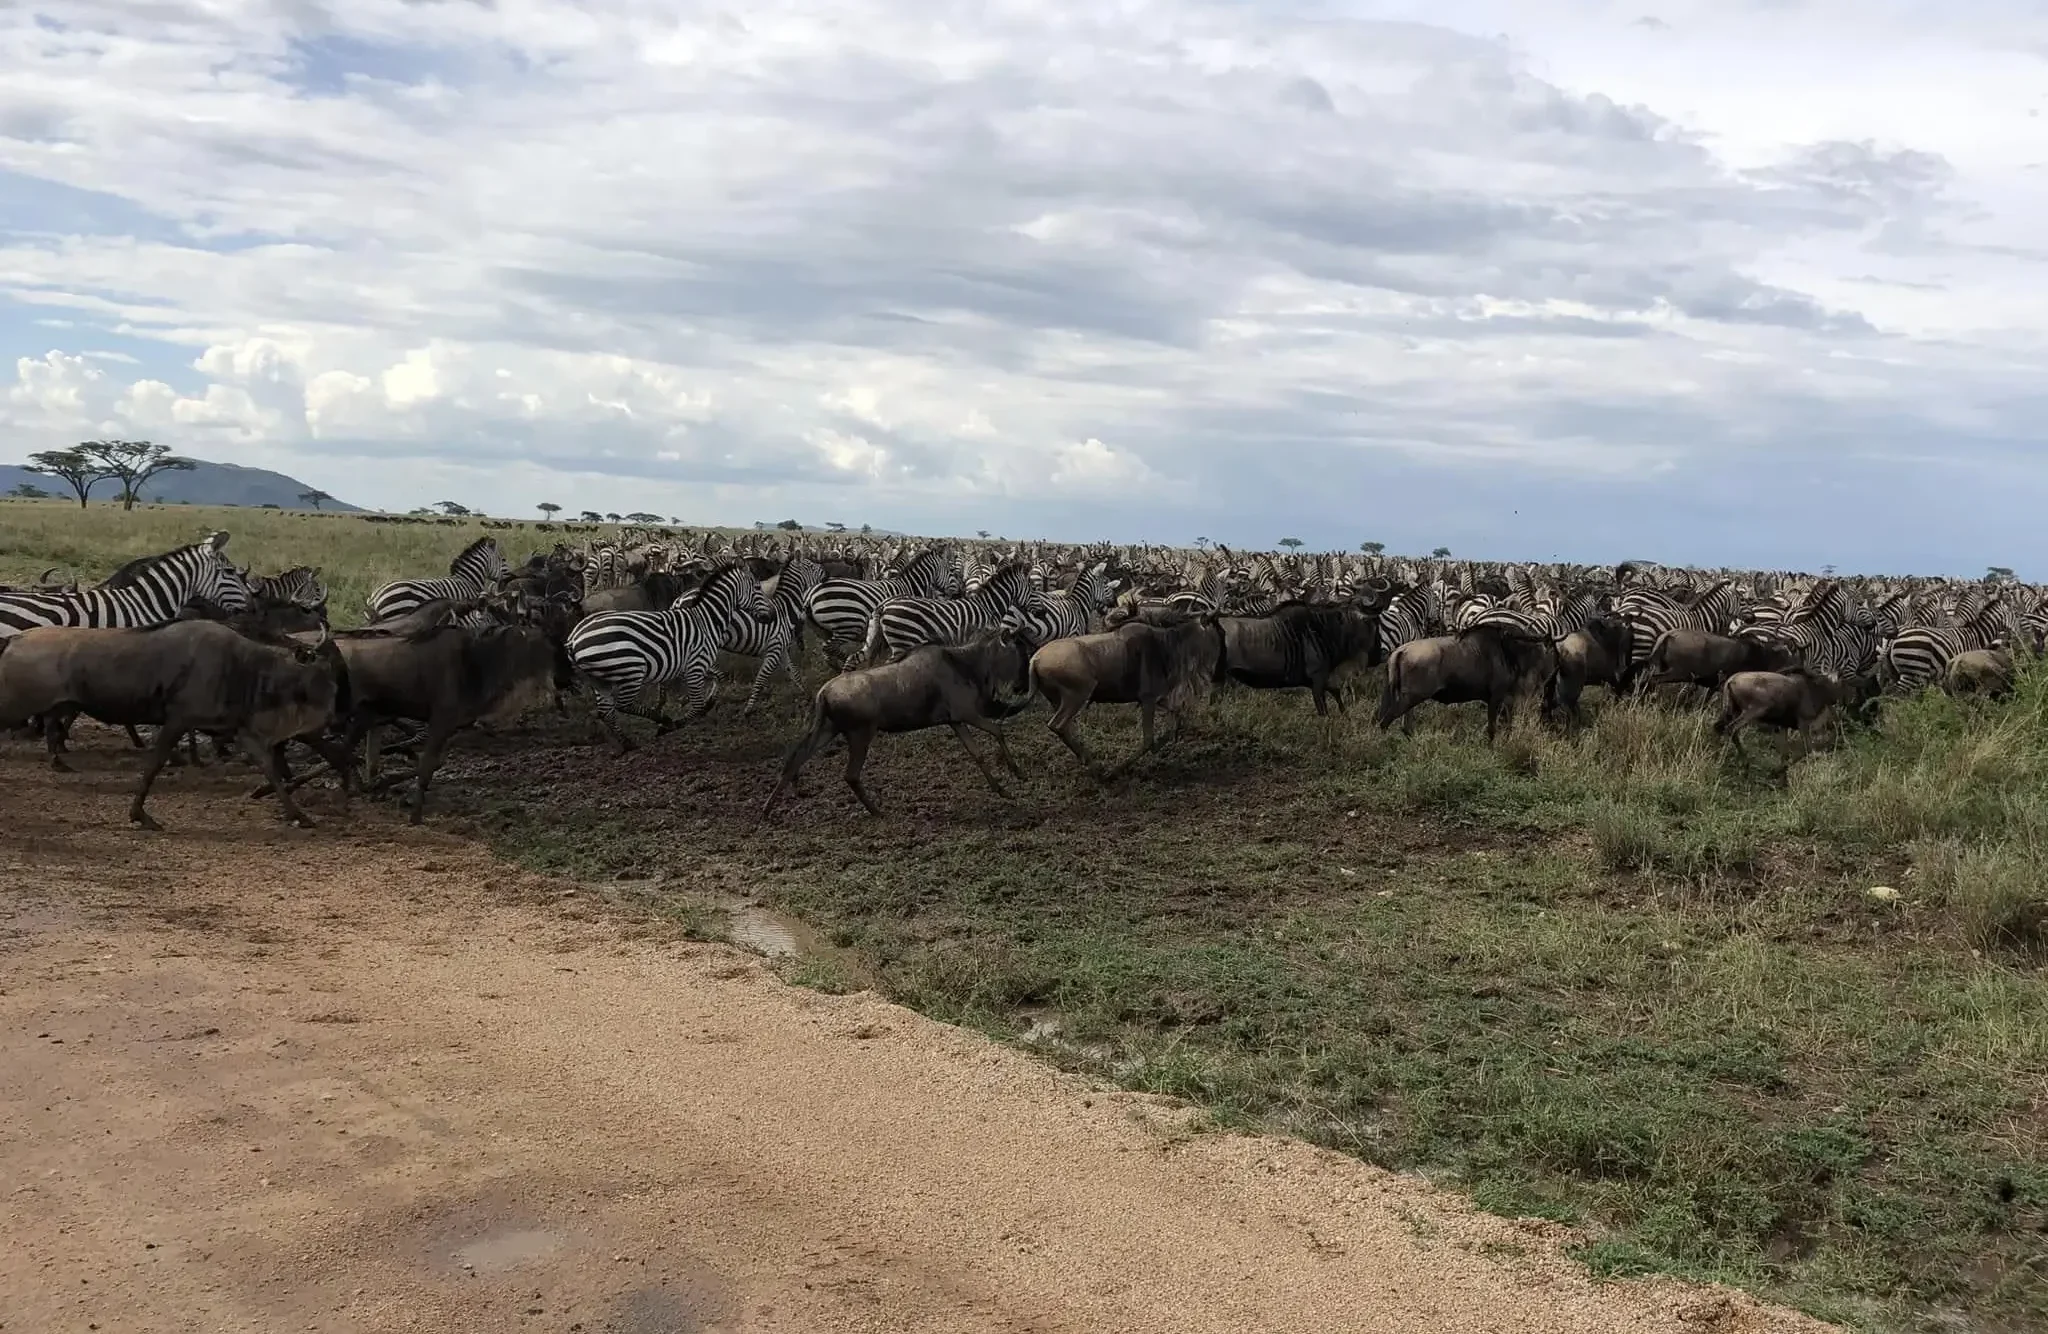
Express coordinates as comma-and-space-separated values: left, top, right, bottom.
0, 746, 1828, 1333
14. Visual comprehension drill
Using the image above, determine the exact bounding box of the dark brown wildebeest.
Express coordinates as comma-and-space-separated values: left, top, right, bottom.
1028, 613, 1228, 776
1945, 648, 2016, 699
1552, 615, 1632, 726
1638, 628, 1798, 693
1376, 622, 1558, 741
580, 570, 690, 616
762, 631, 1033, 818
1714, 668, 1863, 756
1217, 595, 1391, 715
335, 623, 559, 823
0, 620, 347, 829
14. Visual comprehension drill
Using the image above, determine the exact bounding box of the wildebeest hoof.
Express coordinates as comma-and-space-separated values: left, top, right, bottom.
49, 757, 72, 774
131, 813, 164, 832
288, 814, 317, 829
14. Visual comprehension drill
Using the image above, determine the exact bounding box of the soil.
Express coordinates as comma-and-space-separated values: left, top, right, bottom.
0, 733, 1832, 1333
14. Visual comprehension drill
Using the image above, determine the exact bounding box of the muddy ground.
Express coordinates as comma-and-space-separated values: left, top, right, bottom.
0, 727, 1839, 1334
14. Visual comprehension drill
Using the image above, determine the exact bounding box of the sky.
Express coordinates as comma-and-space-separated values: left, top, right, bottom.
1, 1, 2044, 573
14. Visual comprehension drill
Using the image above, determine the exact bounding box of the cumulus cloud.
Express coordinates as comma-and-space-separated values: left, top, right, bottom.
0, 0, 2043, 569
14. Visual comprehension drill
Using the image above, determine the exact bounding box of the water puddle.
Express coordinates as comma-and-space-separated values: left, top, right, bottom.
452, 1226, 565, 1273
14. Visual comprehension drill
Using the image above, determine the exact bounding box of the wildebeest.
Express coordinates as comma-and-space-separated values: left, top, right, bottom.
1714, 668, 1863, 756
1376, 623, 1559, 741
1944, 648, 2016, 700
1218, 597, 1388, 715
580, 570, 691, 617
1028, 614, 1228, 776
1637, 629, 1799, 693
762, 631, 1033, 818
335, 623, 559, 823
1553, 615, 1632, 726
0, 620, 348, 829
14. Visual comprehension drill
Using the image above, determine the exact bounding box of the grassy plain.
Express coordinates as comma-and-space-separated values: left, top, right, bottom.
6, 497, 2047, 1331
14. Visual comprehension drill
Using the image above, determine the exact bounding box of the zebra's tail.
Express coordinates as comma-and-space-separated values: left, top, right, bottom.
855, 604, 890, 670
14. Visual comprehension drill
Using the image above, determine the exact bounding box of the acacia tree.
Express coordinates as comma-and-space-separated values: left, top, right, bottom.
625, 511, 663, 524
1359, 540, 1386, 556
1431, 546, 1452, 559
26, 447, 117, 508
605, 512, 623, 523
77, 439, 195, 511
537, 502, 562, 519
8, 481, 51, 499
580, 510, 603, 523
298, 488, 334, 510
1278, 537, 1305, 551
436, 500, 471, 516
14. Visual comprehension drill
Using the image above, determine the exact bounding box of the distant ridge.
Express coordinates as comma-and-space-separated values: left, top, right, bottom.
0, 457, 363, 511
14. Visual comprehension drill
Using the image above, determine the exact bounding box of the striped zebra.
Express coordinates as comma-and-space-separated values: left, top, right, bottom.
719, 554, 826, 713
1464, 591, 1602, 643
0, 533, 249, 642
1880, 596, 2018, 692
1375, 585, 1435, 653
1750, 583, 1876, 680
367, 537, 510, 622
1008, 564, 1118, 646
565, 562, 770, 750
805, 548, 959, 667
863, 562, 1037, 664
252, 566, 329, 622
1616, 580, 1741, 687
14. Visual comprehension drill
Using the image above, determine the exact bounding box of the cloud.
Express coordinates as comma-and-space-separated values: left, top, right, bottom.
0, 0, 2043, 571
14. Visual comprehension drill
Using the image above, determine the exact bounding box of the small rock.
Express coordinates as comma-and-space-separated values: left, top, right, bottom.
1866, 885, 1900, 903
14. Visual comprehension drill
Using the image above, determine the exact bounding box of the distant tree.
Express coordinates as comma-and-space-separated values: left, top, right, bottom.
7, 481, 51, 499
260, 502, 280, 509
625, 512, 663, 524
977, 529, 991, 540
776, 518, 804, 531
1278, 537, 1305, 551
436, 500, 472, 517
26, 447, 118, 509
1821, 563, 1837, 577
860, 523, 872, 535
1987, 565, 2017, 583
298, 488, 334, 511
581, 510, 604, 523
1194, 536, 1211, 550
537, 502, 562, 519
1430, 546, 1452, 559
826, 521, 847, 532
1359, 540, 1386, 557
408, 506, 434, 516
76, 439, 195, 511
605, 512, 622, 523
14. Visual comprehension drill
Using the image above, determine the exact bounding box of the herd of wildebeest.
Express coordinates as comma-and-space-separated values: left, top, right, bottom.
0, 525, 2037, 830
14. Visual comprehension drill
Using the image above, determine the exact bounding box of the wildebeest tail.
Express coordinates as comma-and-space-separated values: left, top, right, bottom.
1375, 650, 1404, 727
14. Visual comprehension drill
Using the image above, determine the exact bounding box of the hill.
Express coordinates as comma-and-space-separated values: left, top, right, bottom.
0, 457, 361, 511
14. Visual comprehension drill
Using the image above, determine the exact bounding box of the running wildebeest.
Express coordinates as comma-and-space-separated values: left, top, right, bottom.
1376, 622, 1559, 741
0, 620, 348, 829
1639, 628, 1799, 694
762, 630, 1033, 818
1552, 615, 1632, 726
1028, 613, 1228, 776
1714, 668, 1863, 757
335, 623, 559, 823
1219, 596, 1389, 715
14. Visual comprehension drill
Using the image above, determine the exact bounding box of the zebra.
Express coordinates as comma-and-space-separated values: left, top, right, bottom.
1750, 582, 1877, 681
1008, 563, 1118, 647
863, 562, 1038, 664
1615, 580, 1741, 687
804, 547, 959, 667
1463, 591, 1602, 644
718, 553, 826, 714
367, 537, 510, 622
565, 562, 770, 750
251, 566, 330, 622
0, 533, 249, 642
1880, 596, 2019, 692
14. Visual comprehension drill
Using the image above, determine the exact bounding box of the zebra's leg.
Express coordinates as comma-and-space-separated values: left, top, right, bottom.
129, 728, 185, 831
743, 641, 785, 717
949, 723, 1012, 799
842, 727, 882, 815
592, 688, 638, 753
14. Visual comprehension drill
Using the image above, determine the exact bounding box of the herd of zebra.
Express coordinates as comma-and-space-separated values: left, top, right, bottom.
1, 527, 2040, 790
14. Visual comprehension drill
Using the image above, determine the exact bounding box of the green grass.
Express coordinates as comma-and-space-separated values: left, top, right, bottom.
11, 499, 2048, 1330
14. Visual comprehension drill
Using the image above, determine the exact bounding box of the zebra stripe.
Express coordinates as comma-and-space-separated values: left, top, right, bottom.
566, 563, 769, 747
804, 549, 958, 662
720, 555, 826, 712
0, 537, 247, 642
866, 563, 1037, 663
1009, 565, 1116, 646
368, 537, 510, 621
